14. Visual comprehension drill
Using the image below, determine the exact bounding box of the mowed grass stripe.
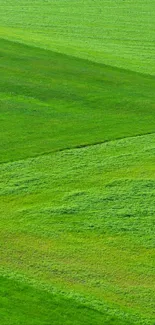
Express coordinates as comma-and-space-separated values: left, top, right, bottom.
0, 0, 155, 75
1, 38, 155, 163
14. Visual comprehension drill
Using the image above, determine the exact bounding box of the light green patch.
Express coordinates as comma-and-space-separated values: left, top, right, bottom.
0, 134, 155, 324
0, 0, 155, 75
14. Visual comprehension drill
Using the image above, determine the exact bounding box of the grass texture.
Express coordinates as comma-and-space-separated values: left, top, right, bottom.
0, 0, 155, 75
0, 1, 155, 324
1, 39, 155, 163
0, 134, 155, 324
1, 276, 123, 325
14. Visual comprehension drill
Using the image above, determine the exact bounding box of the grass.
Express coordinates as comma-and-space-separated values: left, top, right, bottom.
0, 1, 155, 324
0, 0, 155, 76
0, 134, 155, 324
1, 276, 131, 325
1, 39, 155, 163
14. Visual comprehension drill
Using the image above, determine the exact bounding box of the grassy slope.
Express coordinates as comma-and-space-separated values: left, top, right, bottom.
0, 0, 155, 76
1, 276, 125, 325
1, 38, 155, 163
0, 134, 155, 324
0, 1, 155, 324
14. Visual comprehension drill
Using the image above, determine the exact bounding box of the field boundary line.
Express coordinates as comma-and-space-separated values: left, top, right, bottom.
1, 131, 155, 166
1, 37, 155, 80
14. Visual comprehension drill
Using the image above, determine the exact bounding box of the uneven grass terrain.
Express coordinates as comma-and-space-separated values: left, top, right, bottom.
0, 0, 155, 324
1, 276, 115, 325
0, 134, 155, 324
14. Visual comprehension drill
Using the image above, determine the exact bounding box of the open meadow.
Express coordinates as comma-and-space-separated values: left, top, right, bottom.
0, 1, 155, 324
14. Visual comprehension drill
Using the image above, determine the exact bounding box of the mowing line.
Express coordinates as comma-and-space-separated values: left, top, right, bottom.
1, 131, 155, 166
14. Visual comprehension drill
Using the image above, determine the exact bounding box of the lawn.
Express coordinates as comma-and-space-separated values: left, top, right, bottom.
0, 1, 155, 324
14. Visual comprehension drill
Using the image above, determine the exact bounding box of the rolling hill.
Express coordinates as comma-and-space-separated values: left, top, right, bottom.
0, 1, 155, 324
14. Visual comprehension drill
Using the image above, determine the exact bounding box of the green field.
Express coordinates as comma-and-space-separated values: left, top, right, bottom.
0, 0, 155, 76
0, 1, 155, 324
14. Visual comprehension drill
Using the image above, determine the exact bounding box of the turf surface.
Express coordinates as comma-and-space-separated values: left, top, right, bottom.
1, 134, 155, 324
0, 1, 155, 324
1, 39, 155, 163
0, 0, 155, 75
2, 276, 127, 325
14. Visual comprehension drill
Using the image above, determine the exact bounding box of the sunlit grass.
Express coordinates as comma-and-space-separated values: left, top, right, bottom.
0, 0, 155, 75
0, 1, 155, 323
1, 134, 155, 324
